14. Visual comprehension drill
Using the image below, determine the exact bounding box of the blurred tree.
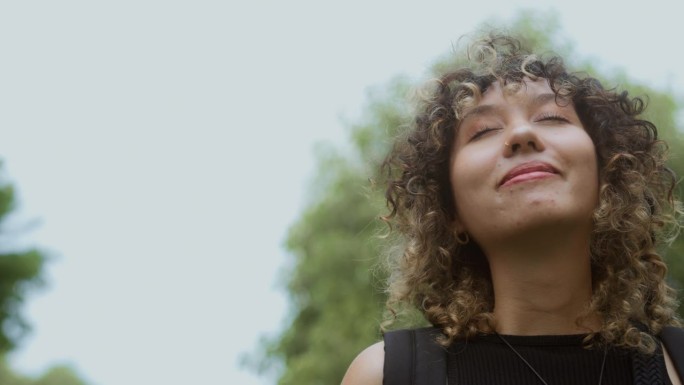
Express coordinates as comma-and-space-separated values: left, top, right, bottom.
33, 365, 90, 385
0, 167, 44, 353
0, 164, 91, 384
252, 10, 684, 385
0, 357, 30, 385
0, 359, 89, 385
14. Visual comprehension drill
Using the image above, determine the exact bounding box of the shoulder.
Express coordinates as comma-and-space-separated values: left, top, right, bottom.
663, 342, 682, 385
659, 326, 684, 385
340, 341, 384, 385
661, 326, 684, 385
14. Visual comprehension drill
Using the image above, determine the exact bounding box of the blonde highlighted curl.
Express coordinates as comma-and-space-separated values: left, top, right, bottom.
381, 34, 683, 353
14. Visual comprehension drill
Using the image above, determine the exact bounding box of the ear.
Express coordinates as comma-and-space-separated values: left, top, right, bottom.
452, 216, 471, 245
452, 215, 467, 235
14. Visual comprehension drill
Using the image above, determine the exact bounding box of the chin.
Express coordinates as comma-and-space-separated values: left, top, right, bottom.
514, 205, 593, 236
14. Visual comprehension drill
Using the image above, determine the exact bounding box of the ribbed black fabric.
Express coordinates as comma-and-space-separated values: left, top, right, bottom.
446, 334, 672, 385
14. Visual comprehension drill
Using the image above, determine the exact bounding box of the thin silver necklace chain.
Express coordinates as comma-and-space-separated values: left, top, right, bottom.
495, 332, 608, 385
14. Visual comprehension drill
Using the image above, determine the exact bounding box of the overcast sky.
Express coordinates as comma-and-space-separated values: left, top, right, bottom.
1, 1, 683, 385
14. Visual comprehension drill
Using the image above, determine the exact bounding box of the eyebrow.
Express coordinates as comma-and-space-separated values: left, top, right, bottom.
459, 93, 567, 123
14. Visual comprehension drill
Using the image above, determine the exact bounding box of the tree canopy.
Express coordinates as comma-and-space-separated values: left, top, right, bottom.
0, 168, 44, 353
0, 360, 90, 385
0, 164, 91, 384
253, 11, 684, 385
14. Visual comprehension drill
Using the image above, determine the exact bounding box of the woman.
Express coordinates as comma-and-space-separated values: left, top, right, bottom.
341, 35, 683, 385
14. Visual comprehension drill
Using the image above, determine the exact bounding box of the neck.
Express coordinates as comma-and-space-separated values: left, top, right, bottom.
480, 227, 599, 335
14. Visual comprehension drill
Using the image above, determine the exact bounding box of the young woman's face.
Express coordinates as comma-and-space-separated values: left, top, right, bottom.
449, 78, 599, 244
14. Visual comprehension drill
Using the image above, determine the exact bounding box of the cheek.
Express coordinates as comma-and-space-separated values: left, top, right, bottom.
580, 135, 599, 179
449, 153, 476, 202
449, 149, 496, 215
568, 133, 600, 197
450, 146, 498, 187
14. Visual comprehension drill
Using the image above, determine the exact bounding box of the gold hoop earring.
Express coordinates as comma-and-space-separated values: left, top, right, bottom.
456, 232, 470, 245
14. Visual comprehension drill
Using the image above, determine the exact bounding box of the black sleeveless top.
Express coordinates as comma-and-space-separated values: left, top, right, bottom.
447, 334, 672, 385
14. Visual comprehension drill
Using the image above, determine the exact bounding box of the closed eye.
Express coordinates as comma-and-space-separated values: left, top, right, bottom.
536, 112, 569, 123
470, 126, 501, 141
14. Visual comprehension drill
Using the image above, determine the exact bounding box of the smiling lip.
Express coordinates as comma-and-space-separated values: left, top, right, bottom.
499, 161, 559, 188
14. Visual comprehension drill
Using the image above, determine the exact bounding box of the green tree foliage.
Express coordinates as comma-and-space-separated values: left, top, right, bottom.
33, 365, 90, 385
0, 164, 91, 384
0, 248, 43, 351
255, 11, 684, 385
0, 359, 89, 385
0, 169, 44, 353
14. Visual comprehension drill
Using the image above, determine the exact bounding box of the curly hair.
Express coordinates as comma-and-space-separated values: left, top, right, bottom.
381, 34, 683, 353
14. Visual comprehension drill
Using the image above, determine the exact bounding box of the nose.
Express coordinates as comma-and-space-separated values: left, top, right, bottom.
503, 121, 545, 157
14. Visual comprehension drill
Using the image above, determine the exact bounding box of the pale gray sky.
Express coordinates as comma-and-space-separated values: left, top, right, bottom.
1, 1, 682, 385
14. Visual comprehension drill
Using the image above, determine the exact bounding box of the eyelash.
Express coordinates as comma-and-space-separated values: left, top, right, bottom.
471, 126, 500, 140
536, 112, 569, 123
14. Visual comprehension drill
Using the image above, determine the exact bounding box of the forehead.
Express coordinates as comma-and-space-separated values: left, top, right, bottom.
479, 77, 553, 105
456, 78, 566, 123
